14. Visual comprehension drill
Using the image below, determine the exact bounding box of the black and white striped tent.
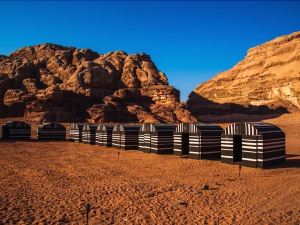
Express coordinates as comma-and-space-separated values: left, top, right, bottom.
37, 123, 66, 140
69, 123, 84, 142
112, 124, 121, 148
82, 124, 98, 145
112, 124, 141, 150
173, 123, 190, 156
138, 123, 151, 152
96, 124, 114, 147
221, 122, 286, 168
1, 121, 31, 140
139, 124, 177, 154
185, 123, 223, 159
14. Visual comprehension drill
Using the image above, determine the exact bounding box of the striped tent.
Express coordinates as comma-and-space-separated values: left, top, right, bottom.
186, 123, 223, 159
221, 122, 286, 168
96, 124, 114, 147
69, 123, 84, 142
1, 121, 31, 140
138, 123, 151, 152
139, 124, 176, 154
173, 123, 190, 156
37, 123, 66, 140
112, 124, 141, 150
112, 124, 121, 148
82, 124, 98, 145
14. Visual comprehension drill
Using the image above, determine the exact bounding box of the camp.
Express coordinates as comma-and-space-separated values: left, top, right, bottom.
69, 123, 84, 142
37, 123, 66, 140
138, 124, 176, 154
221, 122, 286, 168
112, 124, 141, 149
82, 124, 98, 145
96, 124, 114, 147
1, 121, 31, 140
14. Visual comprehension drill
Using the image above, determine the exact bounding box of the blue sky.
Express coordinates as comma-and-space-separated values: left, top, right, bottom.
0, 1, 299, 101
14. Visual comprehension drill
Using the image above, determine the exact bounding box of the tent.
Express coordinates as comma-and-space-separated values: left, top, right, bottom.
96, 124, 114, 147
37, 122, 66, 140
139, 124, 176, 154
82, 124, 98, 145
138, 123, 151, 152
221, 122, 285, 168
186, 123, 223, 159
69, 123, 84, 142
112, 124, 141, 150
1, 121, 31, 140
173, 123, 190, 156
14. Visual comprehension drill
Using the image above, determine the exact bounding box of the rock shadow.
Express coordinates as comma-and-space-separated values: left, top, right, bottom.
187, 92, 289, 123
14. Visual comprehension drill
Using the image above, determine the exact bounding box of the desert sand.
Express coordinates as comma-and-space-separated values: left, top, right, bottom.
0, 114, 299, 225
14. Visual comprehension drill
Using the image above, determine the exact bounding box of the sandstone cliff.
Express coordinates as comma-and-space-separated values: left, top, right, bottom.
188, 31, 300, 119
0, 44, 195, 123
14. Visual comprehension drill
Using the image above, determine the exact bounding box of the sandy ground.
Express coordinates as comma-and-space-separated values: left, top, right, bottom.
0, 114, 299, 225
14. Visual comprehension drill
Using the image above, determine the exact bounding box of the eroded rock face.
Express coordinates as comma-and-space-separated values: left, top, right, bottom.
3, 89, 27, 117
87, 88, 196, 123
0, 74, 11, 99
0, 43, 195, 123
188, 31, 300, 118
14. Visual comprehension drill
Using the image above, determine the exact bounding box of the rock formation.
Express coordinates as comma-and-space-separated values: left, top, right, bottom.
188, 31, 300, 119
0, 44, 195, 123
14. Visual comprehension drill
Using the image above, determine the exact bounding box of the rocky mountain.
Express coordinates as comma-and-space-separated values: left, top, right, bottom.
0, 44, 196, 123
188, 31, 300, 119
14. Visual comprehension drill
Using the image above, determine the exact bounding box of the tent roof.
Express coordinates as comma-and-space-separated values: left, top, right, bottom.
38, 122, 65, 129
140, 123, 177, 132
113, 124, 141, 132
3, 121, 31, 128
188, 123, 223, 133
223, 122, 284, 136
97, 124, 114, 131
70, 123, 84, 130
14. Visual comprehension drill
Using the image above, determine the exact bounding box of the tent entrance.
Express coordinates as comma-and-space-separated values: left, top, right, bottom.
233, 135, 242, 162
181, 133, 189, 155
2, 126, 9, 139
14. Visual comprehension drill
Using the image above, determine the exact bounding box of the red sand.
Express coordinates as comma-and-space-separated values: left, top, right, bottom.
0, 114, 299, 224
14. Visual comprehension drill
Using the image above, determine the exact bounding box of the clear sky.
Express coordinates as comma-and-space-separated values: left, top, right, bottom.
0, 1, 299, 101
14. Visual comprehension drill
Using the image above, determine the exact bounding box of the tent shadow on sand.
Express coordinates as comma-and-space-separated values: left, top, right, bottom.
283, 154, 300, 168
267, 154, 300, 169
